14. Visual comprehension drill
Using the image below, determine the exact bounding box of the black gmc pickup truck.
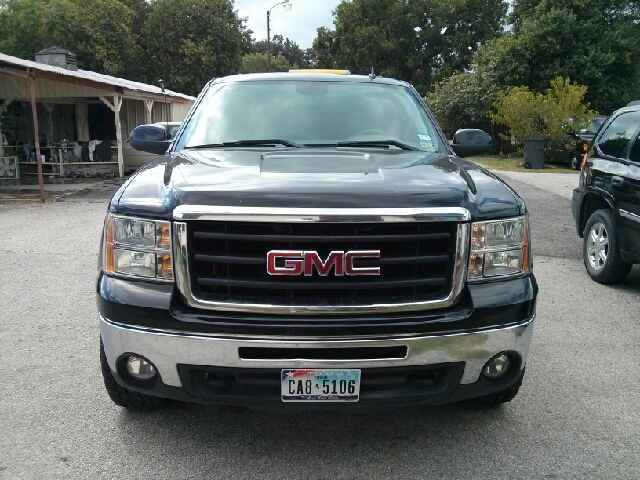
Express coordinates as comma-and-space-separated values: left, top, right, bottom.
97, 72, 537, 411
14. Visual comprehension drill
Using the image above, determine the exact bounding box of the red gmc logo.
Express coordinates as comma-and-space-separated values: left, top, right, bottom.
267, 250, 381, 276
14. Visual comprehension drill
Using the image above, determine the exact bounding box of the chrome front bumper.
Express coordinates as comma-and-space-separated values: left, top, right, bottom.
99, 314, 535, 388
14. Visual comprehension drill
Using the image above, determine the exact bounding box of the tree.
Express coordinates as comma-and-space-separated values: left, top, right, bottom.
142, 0, 250, 95
483, 0, 640, 113
0, 0, 84, 63
239, 53, 291, 73
312, 27, 337, 69
76, 0, 138, 76
492, 77, 596, 148
251, 35, 310, 68
426, 67, 502, 134
0, 0, 139, 76
312, 0, 508, 93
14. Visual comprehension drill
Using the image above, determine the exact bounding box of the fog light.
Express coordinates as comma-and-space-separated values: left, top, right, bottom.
125, 356, 157, 380
483, 354, 510, 379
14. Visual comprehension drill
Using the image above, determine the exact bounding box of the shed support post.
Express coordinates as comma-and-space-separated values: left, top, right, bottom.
144, 99, 154, 124
75, 102, 89, 141
0, 103, 6, 156
43, 103, 54, 146
29, 70, 45, 202
100, 95, 124, 178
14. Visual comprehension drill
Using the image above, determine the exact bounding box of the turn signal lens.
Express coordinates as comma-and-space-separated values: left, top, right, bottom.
157, 222, 171, 249
157, 253, 174, 280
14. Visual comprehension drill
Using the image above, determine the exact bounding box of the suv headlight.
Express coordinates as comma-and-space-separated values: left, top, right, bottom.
102, 213, 173, 281
468, 216, 531, 280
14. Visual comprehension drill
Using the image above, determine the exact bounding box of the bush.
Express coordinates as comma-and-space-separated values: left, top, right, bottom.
492, 77, 596, 148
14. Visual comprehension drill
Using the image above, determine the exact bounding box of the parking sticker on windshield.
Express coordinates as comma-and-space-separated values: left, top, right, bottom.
417, 133, 437, 151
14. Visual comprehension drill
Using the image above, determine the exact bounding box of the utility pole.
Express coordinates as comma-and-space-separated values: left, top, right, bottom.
267, 0, 292, 72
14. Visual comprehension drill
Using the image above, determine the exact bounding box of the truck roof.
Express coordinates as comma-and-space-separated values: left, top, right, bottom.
211, 72, 410, 87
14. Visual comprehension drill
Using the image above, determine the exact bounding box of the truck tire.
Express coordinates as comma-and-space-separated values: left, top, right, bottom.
100, 339, 168, 409
465, 371, 524, 408
583, 209, 631, 284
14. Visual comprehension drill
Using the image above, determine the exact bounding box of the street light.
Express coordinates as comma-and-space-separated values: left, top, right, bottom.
267, 0, 292, 72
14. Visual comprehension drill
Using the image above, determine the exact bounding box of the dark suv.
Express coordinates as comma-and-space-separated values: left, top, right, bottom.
548, 115, 608, 170
572, 105, 640, 283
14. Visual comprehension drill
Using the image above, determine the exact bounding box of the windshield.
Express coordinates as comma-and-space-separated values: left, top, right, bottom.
175, 80, 442, 153
581, 117, 607, 134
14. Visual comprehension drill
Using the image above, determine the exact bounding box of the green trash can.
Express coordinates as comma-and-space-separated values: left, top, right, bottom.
523, 138, 545, 169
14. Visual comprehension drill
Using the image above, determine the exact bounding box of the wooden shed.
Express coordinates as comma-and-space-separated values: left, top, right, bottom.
0, 49, 195, 192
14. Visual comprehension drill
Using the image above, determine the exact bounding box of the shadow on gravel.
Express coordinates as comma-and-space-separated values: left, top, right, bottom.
602, 266, 640, 294
57, 178, 125, 203
115, 402, 517, 473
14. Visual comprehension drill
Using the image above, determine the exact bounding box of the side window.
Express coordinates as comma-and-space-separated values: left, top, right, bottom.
597, 111, 640, 158
630, 133, 640, 163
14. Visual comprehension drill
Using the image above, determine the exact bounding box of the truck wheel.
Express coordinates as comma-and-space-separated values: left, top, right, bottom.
583, 209, 631, 284
100, 339, 168, 409
571, 153, 582, 170
466, 370, 524, 408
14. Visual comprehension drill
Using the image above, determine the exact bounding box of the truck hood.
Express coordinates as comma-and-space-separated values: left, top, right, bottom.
111, 148, 525, 220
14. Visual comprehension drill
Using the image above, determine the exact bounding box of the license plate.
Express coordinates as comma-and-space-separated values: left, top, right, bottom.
281, 369, 361, 402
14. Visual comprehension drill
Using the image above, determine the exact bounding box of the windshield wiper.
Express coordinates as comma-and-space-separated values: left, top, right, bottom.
335, 140, 420, 151
185, 139, 304, 149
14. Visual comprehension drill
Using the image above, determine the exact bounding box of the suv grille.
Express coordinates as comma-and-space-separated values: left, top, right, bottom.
187, 221, 457, 306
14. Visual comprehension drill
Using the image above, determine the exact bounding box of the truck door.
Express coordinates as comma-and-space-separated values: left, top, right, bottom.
620, 132, 640, 258
593, 110, 640, 257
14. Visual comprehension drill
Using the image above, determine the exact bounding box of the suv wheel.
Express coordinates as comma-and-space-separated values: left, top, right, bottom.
583, 209, 631, 284
100, 339, 168, 409
570, 153, 582, 170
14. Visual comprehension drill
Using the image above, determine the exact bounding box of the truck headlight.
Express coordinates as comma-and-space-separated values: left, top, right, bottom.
102, 214, 173, 281
468, 216, 531, 280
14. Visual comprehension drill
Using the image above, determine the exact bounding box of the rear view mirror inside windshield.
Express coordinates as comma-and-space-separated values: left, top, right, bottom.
296, 83, 329, 96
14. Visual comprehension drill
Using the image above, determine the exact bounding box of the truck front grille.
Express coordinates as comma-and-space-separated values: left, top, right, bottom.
186, 221, 458, 307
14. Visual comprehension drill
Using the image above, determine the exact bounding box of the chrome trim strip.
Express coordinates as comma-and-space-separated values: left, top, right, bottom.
100, 313, 534, 341
99, 314, 535, 387
173, 206, 471, 223
173, 220, 470, 315
620, 209, 640, 224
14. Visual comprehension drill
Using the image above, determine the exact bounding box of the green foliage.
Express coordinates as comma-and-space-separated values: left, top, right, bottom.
492, 77, 596, 148
251, 35, 311, 68
426, 68, 503, 133
312, 0, 508, 93
312, 27, 337, 69
239, 53, 291, 73
430, 0, 640, 136
482, 0, 640, 113
0, 0, 139, 76
142, 0, 250, 96
0, 0, 251, 95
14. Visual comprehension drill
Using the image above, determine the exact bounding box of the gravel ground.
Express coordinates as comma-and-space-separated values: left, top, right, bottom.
0, 173, 639, 479
493, 171, 580, 200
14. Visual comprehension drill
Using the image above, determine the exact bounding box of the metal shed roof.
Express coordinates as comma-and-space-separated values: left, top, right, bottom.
0, 52, 195, 102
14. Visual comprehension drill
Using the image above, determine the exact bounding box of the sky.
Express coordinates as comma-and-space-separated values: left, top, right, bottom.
234, 0, 342, 49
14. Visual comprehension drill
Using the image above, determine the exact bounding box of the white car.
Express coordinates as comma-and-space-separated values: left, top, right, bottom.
123, 122, 181, 171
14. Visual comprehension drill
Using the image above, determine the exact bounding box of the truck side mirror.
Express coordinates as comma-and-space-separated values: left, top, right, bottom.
451, 129, 493, 157
130, 124, 172, 155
